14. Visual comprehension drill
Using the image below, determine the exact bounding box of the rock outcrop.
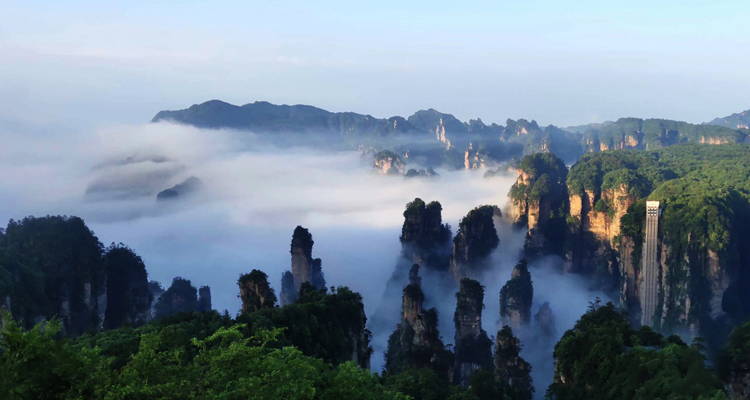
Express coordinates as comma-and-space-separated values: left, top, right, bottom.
402, 266, 424, 325
311, 258, 326, 290
238, 270, 277, 313
567, 184, 637, 275
453, 278, 493, 387
384, 264, 454, 379
373, 150, 406, 175
153, 277, 200, 319
103, 244, 152, 329
0, 216, 107, 337
582, 117, 746, 153
156, 176, 202, 201
494, 326, 534, 400
405, 168, 438, 178
198, 286, 212, 312
708, 108, 750, 130
464, 142, 486, 170
279, 271, 296, 306
534, 302, 556, 339
370, 199, 453, 367
400, 198, 452, 270
450, 205, 501, 280
291, 226, 314, 291
722, 322, 750, 398
148, 281, 165, 319
726, 361, 750, 399
614, 194, 750, 339
508, 153, 568, 257
280, 226, 325, 304
499, 260, 533, 331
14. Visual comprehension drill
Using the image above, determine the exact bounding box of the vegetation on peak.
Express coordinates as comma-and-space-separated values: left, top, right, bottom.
456, 278, 485, 307
291, 225, 314, 258
402, 283, 425, 303
548, 300, 725, 400
453, 205, 500, 263
510, 153, 568, 203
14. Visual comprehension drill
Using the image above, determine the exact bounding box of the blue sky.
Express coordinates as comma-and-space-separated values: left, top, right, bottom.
1, 0, 749, 128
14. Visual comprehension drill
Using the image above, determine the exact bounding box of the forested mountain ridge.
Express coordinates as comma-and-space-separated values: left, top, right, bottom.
152, 100, 749, 168
3, 194, 750, 398
510, 144, 750, 356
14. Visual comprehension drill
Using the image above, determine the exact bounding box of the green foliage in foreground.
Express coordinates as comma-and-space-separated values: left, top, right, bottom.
0, 312, 528, 400
547, 300, 726, 400
0, 314, 407, 400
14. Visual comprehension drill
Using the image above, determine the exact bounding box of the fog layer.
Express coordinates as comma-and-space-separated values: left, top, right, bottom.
0, 121, 507, 316
1, 121, 608, 396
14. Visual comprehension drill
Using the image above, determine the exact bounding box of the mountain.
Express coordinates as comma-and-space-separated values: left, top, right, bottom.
152, 100, 420, 137
151, 100, 586, 164
510, 144, 750, 349
153, 101, 750, 169
707, 108, 750, 130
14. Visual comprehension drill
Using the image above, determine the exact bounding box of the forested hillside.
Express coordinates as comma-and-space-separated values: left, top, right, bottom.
511, 144, 750, 356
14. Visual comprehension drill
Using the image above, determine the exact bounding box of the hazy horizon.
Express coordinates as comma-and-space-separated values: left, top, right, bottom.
2, 1, 749, 131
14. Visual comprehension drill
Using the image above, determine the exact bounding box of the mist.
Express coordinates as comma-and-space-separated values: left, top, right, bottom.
1, 120, 608, 396
367, 204, 610, 397
0, 121, 508, 315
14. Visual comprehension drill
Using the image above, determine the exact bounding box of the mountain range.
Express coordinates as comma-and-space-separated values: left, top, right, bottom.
153, 100, 750, 167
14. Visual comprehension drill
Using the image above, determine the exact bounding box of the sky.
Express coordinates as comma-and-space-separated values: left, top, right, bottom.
1, 0, 749, 129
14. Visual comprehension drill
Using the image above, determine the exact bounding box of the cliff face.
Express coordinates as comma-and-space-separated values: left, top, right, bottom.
499, 260, 534, 331
567, 184, 637, 274
654, 241, 732, 334
449, 205, 501, 280
453, 278, 493, 387
617, 196, 748, 337
238, 270, 277, 313
508, 153, 568, 257
494, 326, 534, 400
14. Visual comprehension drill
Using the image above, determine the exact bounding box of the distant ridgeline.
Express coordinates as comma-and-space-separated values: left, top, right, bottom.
152, 100, 749, 168
510, 144, 750, 350
708, 108, 750, 130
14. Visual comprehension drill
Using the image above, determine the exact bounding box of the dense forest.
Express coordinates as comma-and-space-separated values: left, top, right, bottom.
3, 204, 750, 399
6, 139, 750, 398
